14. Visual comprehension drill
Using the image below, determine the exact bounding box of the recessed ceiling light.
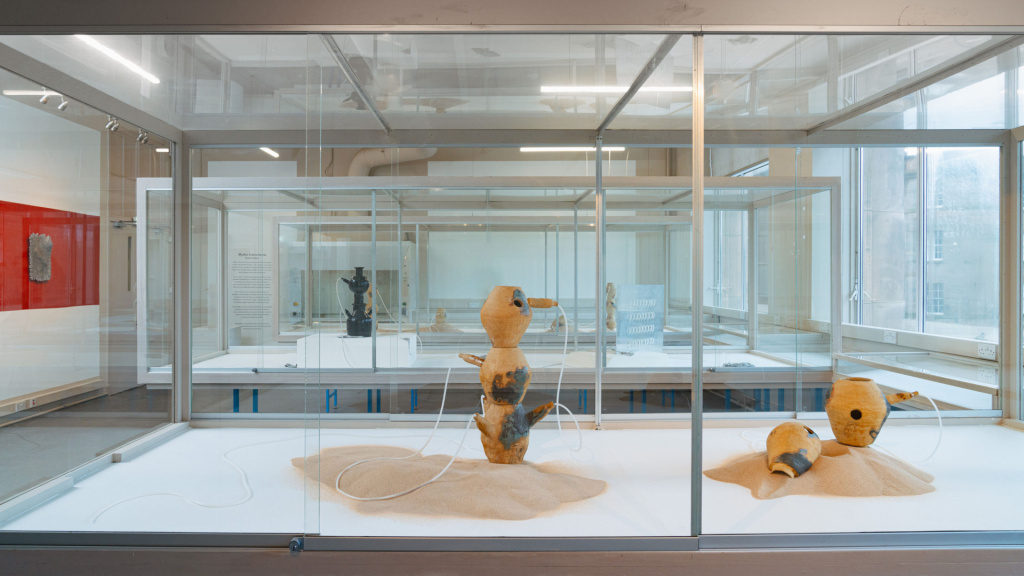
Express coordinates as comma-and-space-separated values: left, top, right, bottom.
260, 147, 280, 158
76, 35, 160, 84
540, 85, 692, 94
520, 147, 626, 152
155, 148, 170, 153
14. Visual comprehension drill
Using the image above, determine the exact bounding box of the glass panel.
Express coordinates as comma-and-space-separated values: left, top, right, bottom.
705, 34, 1016, 132
606, 37, 694, 130
861, 147, 921, 332
702, 34, 1017, 538
332, 33, 671, 130
0, 65, 174, 524
923, 147, 999, 341
0, 35, 183, 127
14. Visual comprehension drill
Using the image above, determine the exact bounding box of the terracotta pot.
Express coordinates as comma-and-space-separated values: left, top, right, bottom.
459, 348, 531, 405
825, 377, 918, 447
766, 422, 822, 478
462, 286, 558, 464
474, 398, 554, 464
479, 286, 557, 347
479, 286, 533, 348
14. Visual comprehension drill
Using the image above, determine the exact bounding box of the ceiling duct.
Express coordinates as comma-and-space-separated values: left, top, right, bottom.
348, 147, 438, 177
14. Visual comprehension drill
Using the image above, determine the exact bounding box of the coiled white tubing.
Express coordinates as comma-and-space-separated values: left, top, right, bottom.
334, 303, 585, 501
94, 305, 588, 517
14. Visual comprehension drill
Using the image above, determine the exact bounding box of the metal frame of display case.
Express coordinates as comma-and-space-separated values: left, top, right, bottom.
138, 174, 845, 422
0, 22, 1023, 559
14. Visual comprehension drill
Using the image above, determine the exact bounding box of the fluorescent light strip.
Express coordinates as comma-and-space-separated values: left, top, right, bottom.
2, 90, 61, 97
155, 148, 170, 153
260, 147, 280, 158
76, 35, 160, 84
540, 85, 692, 93
520, 147, 626, 153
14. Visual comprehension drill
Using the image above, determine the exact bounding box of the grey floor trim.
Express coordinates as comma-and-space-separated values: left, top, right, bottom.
0, 422, 185, 526
302, 536, 698, 552
112, 423, 189, 463
0, 532, 296, 548
698, 531, 1024, 549
0, 477, 74, 527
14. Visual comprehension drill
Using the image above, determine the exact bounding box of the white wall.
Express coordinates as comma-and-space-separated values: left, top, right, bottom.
0, 98, 102, 404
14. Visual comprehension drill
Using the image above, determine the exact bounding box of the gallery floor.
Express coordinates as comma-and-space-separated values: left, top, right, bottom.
2, 422, 1022, 536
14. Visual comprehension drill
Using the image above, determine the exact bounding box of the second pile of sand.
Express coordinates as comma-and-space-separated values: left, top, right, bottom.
704, 440, 935, 499
293, 445, 607, 520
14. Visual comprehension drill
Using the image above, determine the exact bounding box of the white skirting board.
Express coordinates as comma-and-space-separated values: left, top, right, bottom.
2, 424, 1022, 536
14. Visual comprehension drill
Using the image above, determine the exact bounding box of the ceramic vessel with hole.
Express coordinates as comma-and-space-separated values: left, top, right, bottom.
825, 377, 918, 447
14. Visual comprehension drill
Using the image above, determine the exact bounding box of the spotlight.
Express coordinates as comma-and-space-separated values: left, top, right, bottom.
57, 97, 69, 112
110, 120, 120, 132
105, 115, 115, 130
39, 88, 49, 105
137, 130, 149, 144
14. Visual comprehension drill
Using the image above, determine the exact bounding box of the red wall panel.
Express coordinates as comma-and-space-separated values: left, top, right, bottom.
0, 200, 100, 311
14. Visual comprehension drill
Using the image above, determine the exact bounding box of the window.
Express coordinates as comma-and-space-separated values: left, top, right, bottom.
927, 282, 945, 315
855, 147, 998, 340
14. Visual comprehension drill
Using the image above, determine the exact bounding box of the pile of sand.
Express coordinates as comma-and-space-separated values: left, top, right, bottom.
293, 445, 606, 520
704, 440, 934, 499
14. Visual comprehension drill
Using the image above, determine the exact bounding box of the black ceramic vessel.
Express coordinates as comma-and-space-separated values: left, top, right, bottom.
341, 266, 373, 337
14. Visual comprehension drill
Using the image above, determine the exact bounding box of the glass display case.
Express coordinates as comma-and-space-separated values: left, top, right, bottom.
0, 29, 1022, 551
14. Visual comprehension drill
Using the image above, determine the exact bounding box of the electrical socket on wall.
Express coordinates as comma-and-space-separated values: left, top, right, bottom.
15, 402, 25, 412
27, 398, 37, 408
883, 330, 897, 344
977, 366, 997, 383
977, 342, 997, 361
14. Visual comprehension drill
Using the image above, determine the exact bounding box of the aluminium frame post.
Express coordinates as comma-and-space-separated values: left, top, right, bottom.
830, 180, 844, 413
918, 148, 927, 333
574, 206, 580, 352
545, 228, 549, 325
748, 205, 758, 353
397, 199, 403, 336
690, 33, 705, 538
415, 224, 421, 335
1001, 130, 1022, 420
595, 136, 605, 428
371, 190, 377, 372
172, 134, 191, 423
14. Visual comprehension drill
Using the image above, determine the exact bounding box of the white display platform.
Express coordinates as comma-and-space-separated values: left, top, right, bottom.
296, 334, 417, 369
3, 424, 1022, 536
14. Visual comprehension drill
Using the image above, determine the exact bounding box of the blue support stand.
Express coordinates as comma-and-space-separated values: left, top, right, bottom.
326, 389, 338, 414
233, 389, 240, 413
629, 391, 634, 413
753, 389, 762, 411
641, 390, 647, 413
252, 389, 259, 413
778, 388, 784, 412
376, 389, 381, 413
366, 390, 372, 413
724, 389, 732, 412
815, 387, 824, 411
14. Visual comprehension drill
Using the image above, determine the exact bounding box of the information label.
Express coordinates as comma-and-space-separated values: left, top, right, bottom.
615, 284, 665, 353
230, 251, 272, 336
